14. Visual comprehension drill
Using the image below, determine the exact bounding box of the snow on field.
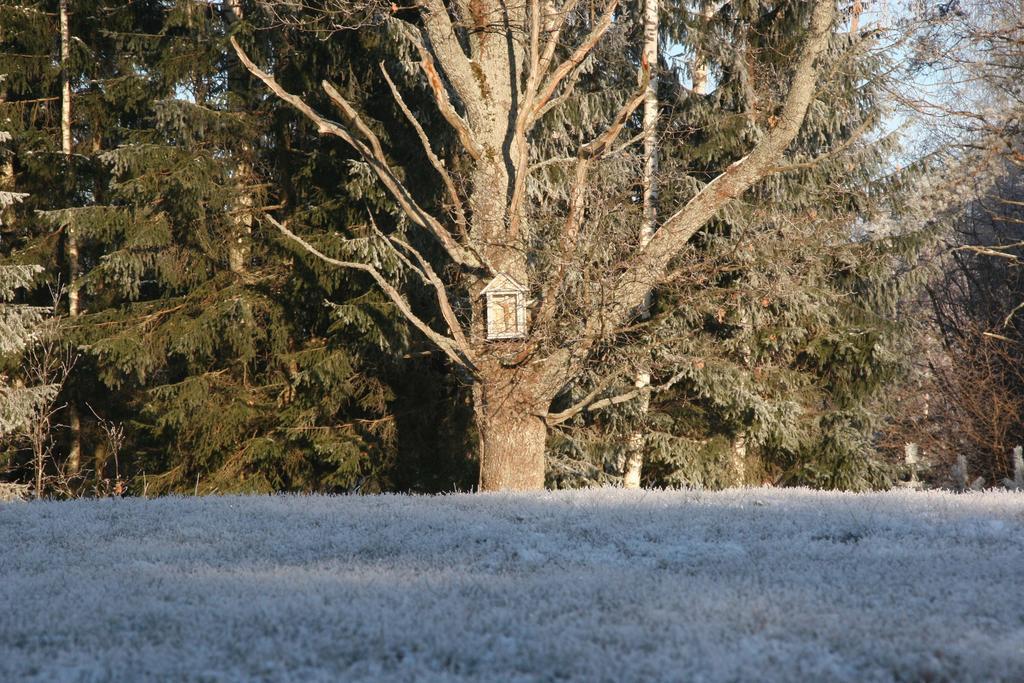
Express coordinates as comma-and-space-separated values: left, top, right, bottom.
1, 488, 1023, 683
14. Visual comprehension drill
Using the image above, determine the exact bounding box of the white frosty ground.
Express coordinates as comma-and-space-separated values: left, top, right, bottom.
1, 489, 1023, 683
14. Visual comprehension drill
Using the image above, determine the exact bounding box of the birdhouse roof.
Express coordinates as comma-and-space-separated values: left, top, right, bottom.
480, 273, 527, 295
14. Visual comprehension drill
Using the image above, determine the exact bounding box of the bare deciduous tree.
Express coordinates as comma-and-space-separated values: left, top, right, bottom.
883, 0, 1024, 484
233, 0, 838, 490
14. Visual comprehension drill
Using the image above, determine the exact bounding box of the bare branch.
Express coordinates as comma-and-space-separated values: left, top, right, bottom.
769, 114, 873, 174
529, 0, 541, 86
954, 243, 1024, 259
263, 213, 476, 372
404, 30, 485, 160
578, 68, 648, 160
229, 37, 483, 271
393, 238, 469, 347
546, 367, 690, 426
535, 0, 583, 89
982, 331, 1017, 343
363, 217, 470, 352
1004, 300, 1024, 328
533, 67, 649, 329
321, 79, 389, 161
532, 62, 585, 121
607, 0, 837, 324
384, 232, 472, 353
379, 62, 469, 238
418, 0, 484, 113
530, 0, 618, 124
527, 130, 644, 175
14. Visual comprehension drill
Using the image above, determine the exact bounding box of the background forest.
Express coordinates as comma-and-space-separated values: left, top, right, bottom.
1, 0, 1021, 497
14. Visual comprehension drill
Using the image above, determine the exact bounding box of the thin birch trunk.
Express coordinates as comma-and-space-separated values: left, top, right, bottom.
61, 0, 81, 476
729, 433, 747, 485
60, 1, 72, 165
623, 0, 659, 489
692, 4, 713, 96
730, 319, 751, 486
226, 0, 252, 275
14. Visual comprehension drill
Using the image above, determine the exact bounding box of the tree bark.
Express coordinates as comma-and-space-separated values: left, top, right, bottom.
34, 419, 44, 499
622, 379, 648, 488
462, 22, 540, 491
691, 4, 714, 95
475, 372, 548, 490
1, 155, 13, 230
60, 0, 81, 476
623, 0, 660, 489
226, 0, 253, 275
729, 433, 747, 486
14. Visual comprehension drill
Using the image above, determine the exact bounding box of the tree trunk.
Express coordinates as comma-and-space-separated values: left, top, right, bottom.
474, 374, 548, 491
60, 0, 72, 162
60, 0, 81, 476
623, 0, 660, 489
623, 373, 649, 488
623, 415, 645, 488
729, 433, 747, 486
226, 0, 252, 275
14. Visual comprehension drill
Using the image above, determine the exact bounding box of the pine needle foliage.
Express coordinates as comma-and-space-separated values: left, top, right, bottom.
1, 0, 410, 493
76, 2, 409, 494
548, 2, 938, 490
0, 121, 53, 439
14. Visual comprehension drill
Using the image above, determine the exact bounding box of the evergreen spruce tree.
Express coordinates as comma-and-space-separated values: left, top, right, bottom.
0, 0, 475, 493
0, 123, 52, 436
45, 1, 413, 493
0, 0, 127, 478
547, 1, 936, 489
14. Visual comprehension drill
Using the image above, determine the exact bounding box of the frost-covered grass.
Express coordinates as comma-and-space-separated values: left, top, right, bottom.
2, 488, 1023, 682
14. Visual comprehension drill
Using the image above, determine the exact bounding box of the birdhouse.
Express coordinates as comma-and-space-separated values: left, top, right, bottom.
480, 273, 528, 340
